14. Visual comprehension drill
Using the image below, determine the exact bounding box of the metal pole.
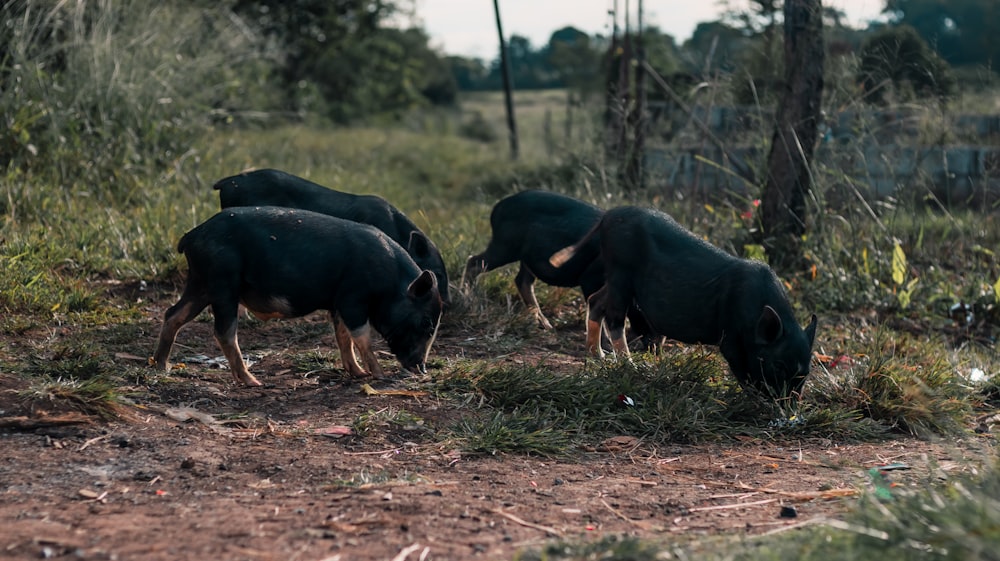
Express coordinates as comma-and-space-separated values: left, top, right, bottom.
493, 0, 519, 160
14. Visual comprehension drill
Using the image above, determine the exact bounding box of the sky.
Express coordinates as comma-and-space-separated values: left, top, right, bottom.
414, 0, 886, 60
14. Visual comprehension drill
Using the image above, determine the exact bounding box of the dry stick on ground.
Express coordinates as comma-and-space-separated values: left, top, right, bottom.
687, 497, 778, 513
490, 508, 564, 537
0, 413, 92, 429
390, 543, 427, 561
660, 470, 858, 501
600, 499, 662, 531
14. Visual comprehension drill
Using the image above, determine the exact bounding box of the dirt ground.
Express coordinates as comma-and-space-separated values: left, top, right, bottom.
0, 283, 994, 561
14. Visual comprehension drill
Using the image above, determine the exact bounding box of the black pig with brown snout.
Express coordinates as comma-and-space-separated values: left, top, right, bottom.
213, 168, 450, 305
152, 206, 443, 386
551, 205, 817, 399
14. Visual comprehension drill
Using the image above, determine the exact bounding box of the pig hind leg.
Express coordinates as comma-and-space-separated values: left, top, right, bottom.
210, 299, 262, 387
514, 264, 553, 329
152, 290, 210, 371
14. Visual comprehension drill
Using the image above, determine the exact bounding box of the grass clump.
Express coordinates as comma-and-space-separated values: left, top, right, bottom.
451, 409, 574, 458
810, 329, 975, 437
442, 323, 977, 454
353, 406, 427, 436
516, 535, 662, 561
18, 375, 123, 421
446, 349, 784, 453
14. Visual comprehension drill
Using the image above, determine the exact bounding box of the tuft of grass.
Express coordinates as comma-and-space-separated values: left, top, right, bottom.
447, 350, 788, 450
516, 535, 663, 561
809, 329, 974, 437
18, 375, 124, 420
325, 469, 428, 489
353, 406, 427, 436
451, 409, 574, 458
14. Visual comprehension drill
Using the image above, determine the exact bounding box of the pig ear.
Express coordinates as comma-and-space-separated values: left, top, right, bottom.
755, 305, 783, 345
804, 314, 818, 347
407, 270, 438, 299
408, 231, 432, 260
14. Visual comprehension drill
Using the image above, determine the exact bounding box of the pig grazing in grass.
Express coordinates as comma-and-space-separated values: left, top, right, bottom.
214, 168, 450, 305
551, 205, 818, 399
464, 191, 606, 329
152, 207, 443, 386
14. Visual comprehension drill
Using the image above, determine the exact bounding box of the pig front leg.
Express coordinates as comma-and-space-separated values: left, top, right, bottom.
515, 264, 553, 329
334, 316, 385, 378
211, 302, 262, 387
595, 284, 631, 359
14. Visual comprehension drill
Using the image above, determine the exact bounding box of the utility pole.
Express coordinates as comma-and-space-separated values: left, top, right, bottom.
625, 0, 646, 190
493, 0, 519, 160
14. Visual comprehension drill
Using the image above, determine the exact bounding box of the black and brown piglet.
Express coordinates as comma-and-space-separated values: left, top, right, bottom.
214, 168, 450, 305
551, 205, 817, 399
152, 206, 442, 386
464, 190, 657, 347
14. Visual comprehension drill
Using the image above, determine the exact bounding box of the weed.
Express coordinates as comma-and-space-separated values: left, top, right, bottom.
18, 375, 123, 420
517, 535, 663, 561
452, 409, 574, 458
353, 406, 427, 435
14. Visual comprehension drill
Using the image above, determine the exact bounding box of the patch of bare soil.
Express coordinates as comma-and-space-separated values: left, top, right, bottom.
0, 285, 993, 560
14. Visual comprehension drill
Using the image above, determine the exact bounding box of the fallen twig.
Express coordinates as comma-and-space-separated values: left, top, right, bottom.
687, 498, 777, 512
78, 434, 111, 452
490, 508, 563, 537
735, 482, 859, 501
390, 543, 426, 561
0, 413, 91, 429
600, 499, 661, 531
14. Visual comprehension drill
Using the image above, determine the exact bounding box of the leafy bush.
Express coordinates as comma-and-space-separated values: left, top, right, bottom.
857, 25, 957, 104
0, 0, 270, 211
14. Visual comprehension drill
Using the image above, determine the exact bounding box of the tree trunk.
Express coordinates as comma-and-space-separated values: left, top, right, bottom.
758, 0, 824, 273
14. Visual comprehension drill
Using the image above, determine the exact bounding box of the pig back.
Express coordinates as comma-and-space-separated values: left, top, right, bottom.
494, 191, 605, 284
180, 207, 422, 312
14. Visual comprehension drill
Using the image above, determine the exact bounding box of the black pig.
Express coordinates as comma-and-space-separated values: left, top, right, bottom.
214, 168, 450, 305
464, 191, 606, 329
551, 205, 817, 398
152, 206, 443, 386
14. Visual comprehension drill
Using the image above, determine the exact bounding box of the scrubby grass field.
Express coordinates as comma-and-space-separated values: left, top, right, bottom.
2, 98, 999, 557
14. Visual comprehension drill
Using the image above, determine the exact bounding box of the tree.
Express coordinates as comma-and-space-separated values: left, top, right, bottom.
757, 0, 824, 273
857, 25, 956, 104
683, 21, 748, 72
884, 0, 1000, 69
231, 0, 456, 121
547, 27, 600, 94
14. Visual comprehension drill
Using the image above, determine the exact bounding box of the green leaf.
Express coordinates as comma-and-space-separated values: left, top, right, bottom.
892, 243, 907, 286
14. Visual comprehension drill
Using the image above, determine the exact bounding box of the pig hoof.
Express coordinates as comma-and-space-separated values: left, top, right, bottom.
235, 373, 263, 387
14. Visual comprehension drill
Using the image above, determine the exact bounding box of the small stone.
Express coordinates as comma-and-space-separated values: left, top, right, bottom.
78, 489, 100, 499
779, 505, 798, 518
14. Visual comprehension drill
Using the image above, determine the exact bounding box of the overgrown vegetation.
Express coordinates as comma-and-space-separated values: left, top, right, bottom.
1, 2, 998, 558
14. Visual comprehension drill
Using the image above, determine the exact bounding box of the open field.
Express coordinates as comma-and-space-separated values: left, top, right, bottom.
1, 87, 999, 559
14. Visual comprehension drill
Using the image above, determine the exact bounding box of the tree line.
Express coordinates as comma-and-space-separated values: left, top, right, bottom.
1, 0, 996, 134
